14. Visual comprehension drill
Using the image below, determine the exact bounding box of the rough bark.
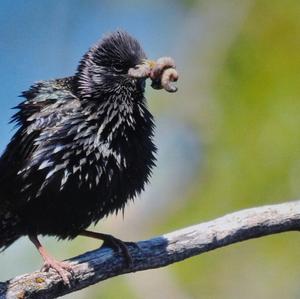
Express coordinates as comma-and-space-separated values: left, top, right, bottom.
1, 200, 299, 299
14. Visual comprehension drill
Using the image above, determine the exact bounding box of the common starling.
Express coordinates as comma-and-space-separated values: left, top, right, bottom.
0, 31, 178, 283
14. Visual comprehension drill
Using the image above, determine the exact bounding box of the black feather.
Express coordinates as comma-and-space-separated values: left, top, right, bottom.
0, 31, 156, 246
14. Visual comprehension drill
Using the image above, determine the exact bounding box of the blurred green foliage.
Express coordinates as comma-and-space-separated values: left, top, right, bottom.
162, 0, 300, 298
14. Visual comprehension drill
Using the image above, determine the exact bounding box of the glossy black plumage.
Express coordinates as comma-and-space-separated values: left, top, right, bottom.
0, 31, 156, 249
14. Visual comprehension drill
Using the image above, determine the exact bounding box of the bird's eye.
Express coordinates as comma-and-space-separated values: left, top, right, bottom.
112, 66, 124, 73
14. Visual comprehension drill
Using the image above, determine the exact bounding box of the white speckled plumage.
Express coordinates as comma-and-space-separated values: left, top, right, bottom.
0, 31, 156, 247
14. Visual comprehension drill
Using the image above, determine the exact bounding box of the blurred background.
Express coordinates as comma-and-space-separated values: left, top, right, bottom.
0, 0, 299, 298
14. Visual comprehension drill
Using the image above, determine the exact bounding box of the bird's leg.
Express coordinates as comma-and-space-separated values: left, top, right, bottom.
80, 230, 133, 265
29, 235, 73, 285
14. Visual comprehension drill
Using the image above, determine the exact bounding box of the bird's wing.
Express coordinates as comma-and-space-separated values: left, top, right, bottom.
0, 78, 81, 186
12, 78, 78, 129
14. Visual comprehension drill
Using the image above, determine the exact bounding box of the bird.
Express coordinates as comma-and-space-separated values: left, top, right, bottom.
0, 30, 178, 283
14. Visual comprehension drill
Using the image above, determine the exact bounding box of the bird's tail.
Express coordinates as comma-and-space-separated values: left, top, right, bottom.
0, 211, 22, 251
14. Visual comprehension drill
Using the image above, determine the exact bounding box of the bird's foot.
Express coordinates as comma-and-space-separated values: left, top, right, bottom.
29, 234, 74, 285
81, 230, 136, 266
101, 235, 134, 265
41, 257, 74, 285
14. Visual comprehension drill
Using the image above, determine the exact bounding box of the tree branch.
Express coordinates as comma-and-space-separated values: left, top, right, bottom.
1, 200, 300, 299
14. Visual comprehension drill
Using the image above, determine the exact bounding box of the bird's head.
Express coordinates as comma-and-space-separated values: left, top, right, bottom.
76, 31, 151, 100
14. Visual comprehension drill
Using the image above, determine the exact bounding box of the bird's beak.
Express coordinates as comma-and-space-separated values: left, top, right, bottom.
142, 59, 157, 69
128, 60, 152, 78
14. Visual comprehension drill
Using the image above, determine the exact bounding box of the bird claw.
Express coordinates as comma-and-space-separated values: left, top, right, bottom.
124, 241, 140, 249
41, 258, 74, 285
100, 235, 135, 266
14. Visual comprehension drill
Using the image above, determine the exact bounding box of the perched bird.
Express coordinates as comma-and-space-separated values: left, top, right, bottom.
0, 31, 178, 283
